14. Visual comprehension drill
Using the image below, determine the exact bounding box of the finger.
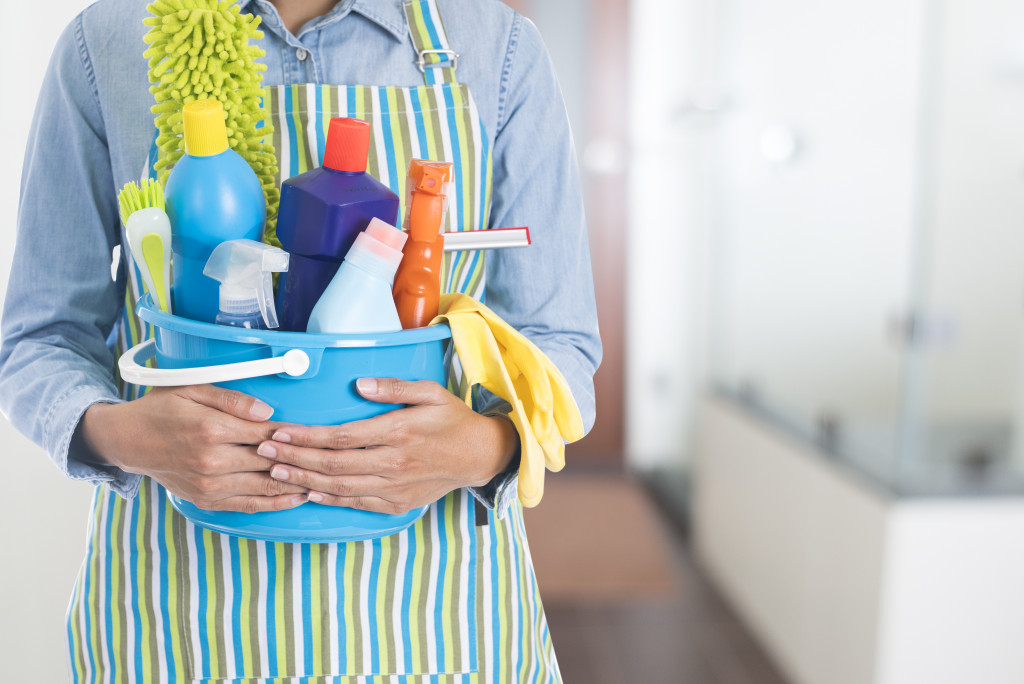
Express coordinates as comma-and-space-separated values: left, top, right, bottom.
183, 384, 276, 422
355, 378, 450, 407
186, 396, 287, 449
305, 492, 418, 516
204, 493, 308, 514
268, 462, 389, 495
192, 445, 296, 476
232, 471, 310, 497
258, 441, 389, 474
266, 413, 400, 451
188, 471, 309, 503
227, 445, 288, 472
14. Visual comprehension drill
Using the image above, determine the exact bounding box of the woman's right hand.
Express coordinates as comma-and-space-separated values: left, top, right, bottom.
79, 384, 307, 513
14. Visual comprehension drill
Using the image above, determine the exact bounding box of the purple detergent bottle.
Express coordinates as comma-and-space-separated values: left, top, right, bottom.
275, 117, 400, 331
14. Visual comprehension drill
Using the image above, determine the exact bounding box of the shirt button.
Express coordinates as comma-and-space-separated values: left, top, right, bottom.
296, 48, 309, 61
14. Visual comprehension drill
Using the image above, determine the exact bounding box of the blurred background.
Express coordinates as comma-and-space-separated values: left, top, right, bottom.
4, 0, 1024, 682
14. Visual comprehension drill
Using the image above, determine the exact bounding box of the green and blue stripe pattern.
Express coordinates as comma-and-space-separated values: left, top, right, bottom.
403, 0, 460, 86
68, 478, 559, 681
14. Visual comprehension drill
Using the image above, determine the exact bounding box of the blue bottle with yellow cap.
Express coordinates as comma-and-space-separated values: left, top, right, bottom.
165, 99, 267, 323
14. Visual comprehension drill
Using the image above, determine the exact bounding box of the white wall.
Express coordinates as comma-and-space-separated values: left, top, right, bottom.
921, 0, 1024, 423
628, 0, 1024, 473
713, 0, 923, 419
627, 0, 926, 470
0, 2, 102, 680
626, 0, 717, 470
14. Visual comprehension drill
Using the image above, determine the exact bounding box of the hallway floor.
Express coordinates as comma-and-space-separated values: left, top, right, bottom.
524, 471, 789, 684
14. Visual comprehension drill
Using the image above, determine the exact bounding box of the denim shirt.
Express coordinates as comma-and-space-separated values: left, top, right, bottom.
0, 0, 601, 508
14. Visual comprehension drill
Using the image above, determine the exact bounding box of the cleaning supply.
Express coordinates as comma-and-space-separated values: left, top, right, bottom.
143, 0, 280, 243
393, 160, 453, 329
119, 294, 453, 543
118, 178, 172, 313
203, 239, 289, 329
275, 117, 401, 332
165, 99, 267, 323
307, 219, 408, 334
443, 226, 531, 252
430, 294, 584, 507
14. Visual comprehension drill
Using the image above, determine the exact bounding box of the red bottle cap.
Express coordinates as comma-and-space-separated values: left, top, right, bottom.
322, 118, 371, 173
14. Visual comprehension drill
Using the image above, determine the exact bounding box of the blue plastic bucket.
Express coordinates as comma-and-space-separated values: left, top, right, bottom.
119, 294, 451, 543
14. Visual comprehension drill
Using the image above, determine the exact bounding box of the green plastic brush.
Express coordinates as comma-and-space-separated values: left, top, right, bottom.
118, 179, 173, 313
143, 0, 281, 247
117, 177, 165, 222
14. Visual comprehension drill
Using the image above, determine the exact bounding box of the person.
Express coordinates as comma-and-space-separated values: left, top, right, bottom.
0, 0, 600, 680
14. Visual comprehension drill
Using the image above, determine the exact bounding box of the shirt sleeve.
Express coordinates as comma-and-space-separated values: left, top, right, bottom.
470, 13, 603, 515
0, 14, 140, 498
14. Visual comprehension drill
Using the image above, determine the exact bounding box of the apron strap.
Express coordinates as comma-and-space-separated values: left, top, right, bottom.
403, 0, 459, 85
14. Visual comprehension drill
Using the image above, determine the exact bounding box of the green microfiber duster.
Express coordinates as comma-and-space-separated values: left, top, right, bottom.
143, 0, 281, 247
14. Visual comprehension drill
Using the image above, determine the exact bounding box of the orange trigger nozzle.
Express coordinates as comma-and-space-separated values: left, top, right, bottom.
409, 160, 452, 195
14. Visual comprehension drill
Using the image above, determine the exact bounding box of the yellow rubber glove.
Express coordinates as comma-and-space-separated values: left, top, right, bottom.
431, 294, 584, 506
441, 294, 583, 471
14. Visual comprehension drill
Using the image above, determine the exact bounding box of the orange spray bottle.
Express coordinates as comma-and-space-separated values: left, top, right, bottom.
393, 160, 453, 328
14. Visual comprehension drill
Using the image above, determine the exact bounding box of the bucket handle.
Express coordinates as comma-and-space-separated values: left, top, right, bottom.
118, 339, 311, 387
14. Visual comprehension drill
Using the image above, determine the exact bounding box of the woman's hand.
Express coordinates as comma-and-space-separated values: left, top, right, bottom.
80, 385, 308, 513
257, 378, 519, 514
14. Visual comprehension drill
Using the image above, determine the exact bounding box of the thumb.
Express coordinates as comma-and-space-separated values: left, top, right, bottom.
355, 377, 448, 406
182, 384, 276, 422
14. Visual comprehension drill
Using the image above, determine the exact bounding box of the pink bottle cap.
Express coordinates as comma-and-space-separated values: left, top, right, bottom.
365, 217, 408, 252
347, 231, 404, 281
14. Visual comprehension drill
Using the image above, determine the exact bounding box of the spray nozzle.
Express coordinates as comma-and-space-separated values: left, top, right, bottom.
203, 239, 289, 329
404, 160, 454, 236
412, 164, 450, 194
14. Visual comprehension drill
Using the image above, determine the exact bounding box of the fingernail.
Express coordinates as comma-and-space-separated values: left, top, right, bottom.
257, 443, 277, 459
308, 492, 324, 503
356, 377, 378, 395
272, 431, 292, 444
250, 400, 274, 421
292, 495, 306, 507
271, 465, 289, 481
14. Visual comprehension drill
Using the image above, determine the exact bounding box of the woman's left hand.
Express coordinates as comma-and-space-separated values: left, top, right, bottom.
257, 378, 519, 514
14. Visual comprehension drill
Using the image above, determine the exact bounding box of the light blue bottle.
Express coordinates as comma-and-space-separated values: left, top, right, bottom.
307, 220, 408, 334
165, 100, 266, 323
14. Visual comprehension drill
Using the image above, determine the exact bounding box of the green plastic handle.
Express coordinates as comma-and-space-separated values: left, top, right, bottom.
141, 233, 169, 313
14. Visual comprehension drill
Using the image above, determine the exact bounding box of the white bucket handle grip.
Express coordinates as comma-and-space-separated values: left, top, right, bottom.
118, 338, 311, 387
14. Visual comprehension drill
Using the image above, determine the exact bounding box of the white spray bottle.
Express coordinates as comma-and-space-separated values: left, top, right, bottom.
203, 239, 290, 329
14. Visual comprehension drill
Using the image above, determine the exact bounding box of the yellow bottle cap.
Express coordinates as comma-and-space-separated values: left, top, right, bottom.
183, 99, 229, 157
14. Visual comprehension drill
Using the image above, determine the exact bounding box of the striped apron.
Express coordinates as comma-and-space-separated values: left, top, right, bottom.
67, 2, 560, 681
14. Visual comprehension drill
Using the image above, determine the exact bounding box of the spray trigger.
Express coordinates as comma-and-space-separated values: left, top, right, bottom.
203, 239, 289, 329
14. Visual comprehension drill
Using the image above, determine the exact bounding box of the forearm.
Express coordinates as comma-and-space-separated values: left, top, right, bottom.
467, 407, 521, 514
472, 411, 521, 486
75, 402, 134, 470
